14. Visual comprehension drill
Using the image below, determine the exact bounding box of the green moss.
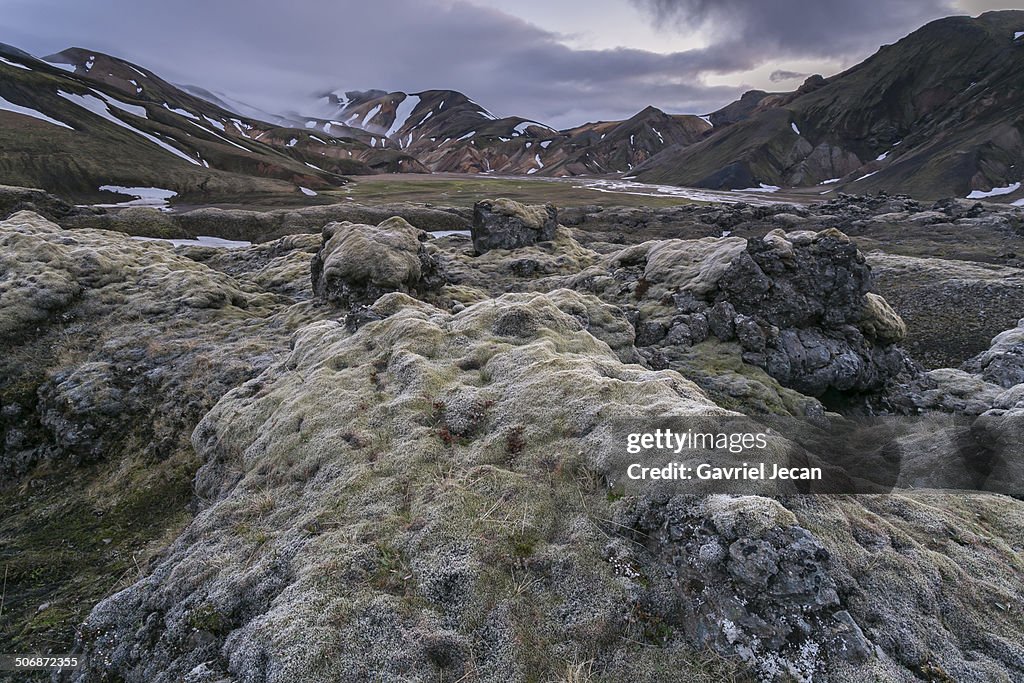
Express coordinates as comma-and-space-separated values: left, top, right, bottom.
187, 603, 230, 636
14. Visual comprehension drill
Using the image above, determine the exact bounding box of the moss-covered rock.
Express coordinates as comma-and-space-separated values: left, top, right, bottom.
311, 217, 443, 307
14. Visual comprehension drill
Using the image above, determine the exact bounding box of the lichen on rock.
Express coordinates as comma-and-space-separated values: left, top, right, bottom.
311, 216, 444, 307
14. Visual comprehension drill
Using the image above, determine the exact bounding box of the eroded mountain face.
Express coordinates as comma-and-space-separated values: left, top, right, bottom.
4, 9, 1024, 205
634, 11, 1024, 200
1, 190, 1022, 682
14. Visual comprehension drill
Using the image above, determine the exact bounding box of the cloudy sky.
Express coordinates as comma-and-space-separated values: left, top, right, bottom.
1, 0, 1020, 127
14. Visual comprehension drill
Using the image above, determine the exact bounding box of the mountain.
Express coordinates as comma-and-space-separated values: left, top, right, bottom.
5, 11, 1023, 203
304, 88, 711, 175
632, 11, 1024, 201
0, 45, 427, 203
0, 43, 710, 203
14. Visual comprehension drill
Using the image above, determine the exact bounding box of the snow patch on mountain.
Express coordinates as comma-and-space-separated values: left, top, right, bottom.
0, 56, 29, 70
163, 103, 199, 121
61, 91, 200, 165
0, 95, 74, 129
967, 182, 1021, 199
388, 94, 419, 138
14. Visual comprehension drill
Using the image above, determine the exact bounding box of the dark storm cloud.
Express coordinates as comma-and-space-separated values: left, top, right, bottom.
630, 0, 957, 59
0, 0, 970, 128
770, 70, 810, 83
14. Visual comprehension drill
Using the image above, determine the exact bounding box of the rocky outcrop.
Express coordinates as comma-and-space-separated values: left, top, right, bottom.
64, 284, 1024, 683
311, 217, 444, 307
471, 199, 557, 254
546, 227, 914, 400
4, 200, 1023, 683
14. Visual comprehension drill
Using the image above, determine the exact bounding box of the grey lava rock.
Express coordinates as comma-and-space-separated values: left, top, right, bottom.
311, 217, 443, 307
471, 198, 557, 254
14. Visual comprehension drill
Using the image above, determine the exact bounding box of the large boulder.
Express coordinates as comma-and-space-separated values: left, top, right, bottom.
963, 318, 1024, 388
471, 198, 557, 254
554, 228, 914, 399
311, 216, 443, 307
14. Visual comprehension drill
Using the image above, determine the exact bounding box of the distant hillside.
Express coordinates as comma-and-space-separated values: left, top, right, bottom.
632, 11, 1024, 201
4, 11, 1023, 203
0, 45, 426, 203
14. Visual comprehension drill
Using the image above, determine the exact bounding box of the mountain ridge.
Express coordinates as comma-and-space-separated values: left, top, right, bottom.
2, 10, 1024, 202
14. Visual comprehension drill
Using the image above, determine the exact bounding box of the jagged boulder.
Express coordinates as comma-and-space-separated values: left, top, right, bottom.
963, 318, 1024, 388
311, 216, 443, 307
471, 198, 557, 254
554, 228, 913, 399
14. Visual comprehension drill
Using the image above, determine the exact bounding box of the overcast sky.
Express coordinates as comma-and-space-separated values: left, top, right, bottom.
1, 0, 1021, 127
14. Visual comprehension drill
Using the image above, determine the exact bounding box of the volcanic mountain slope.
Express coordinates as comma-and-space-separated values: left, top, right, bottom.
1, 41, 714, 200
299, 87, 712, 176
634, 10, 1024, 201
0, 45, 427, 204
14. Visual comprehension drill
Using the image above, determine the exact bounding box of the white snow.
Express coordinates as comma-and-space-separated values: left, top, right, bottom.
791, 122, 801, 135
186, 120, 249, 151
370, 137, 377, 147
468, 99, 497, 120
127, 64, 147, 78
203, 116, 226, 131
84, 55, 95, 71
163, 103, 199, 120
967, 182, 1021, 199
305, 120, 317, 129
533, 177, 783, 206
876, 151, 890, 161
652, 127, 664, 143
1013, 198, 1024, 206
132, 235, 251, 249
540, 140, 552, 149
457, 130, 476, 141
818, 178, 841, 185
734, 183, 781, 193
44, 59, 75, 73
231, 119, 251, 138
61, 91, 200, 165
363, 103, 383, 125
388, 94, 420, 137
129, 79, 142, 94
0, 95, 74, 129
698, 115, 714, 127
855, 171, 880, 182
0, 56, 30, 70
287, 138, 298, 147
95, 90, 147, 118
1015, 31, 1024, 40
305, 162, 323, 171
97, 185, 177, 210
309, 135, 327, 144
513, 121, 538, 135
299, 186, 317, 196
429, 230, 471, 238
630, 134, 635, 146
